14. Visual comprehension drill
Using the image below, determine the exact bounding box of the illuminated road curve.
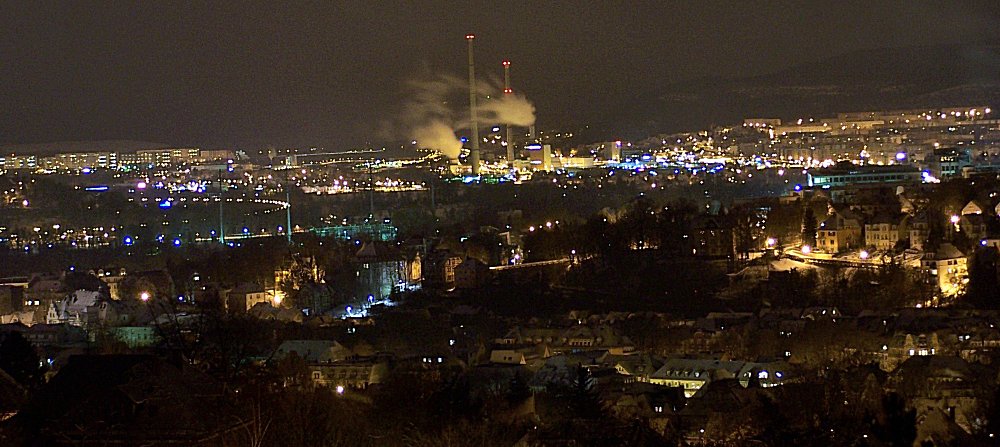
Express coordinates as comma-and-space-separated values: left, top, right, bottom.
784, 248, 920, 268
491, 258, 570, 271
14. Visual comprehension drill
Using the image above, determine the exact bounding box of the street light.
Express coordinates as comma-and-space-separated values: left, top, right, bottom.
140, 291, 150, 302
860, 250, 869, 260
766, 237, 776, 247
801, 245, 812, 254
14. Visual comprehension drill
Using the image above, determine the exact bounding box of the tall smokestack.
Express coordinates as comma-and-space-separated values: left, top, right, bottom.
502, 59, 514, 164
466, 34, 480, 176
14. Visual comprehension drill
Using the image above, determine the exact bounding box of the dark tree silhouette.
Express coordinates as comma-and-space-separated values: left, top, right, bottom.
872, 392, 917, 447
802, 207, 817, 248
965, 247, 1000, 309
0, 331, 44, 388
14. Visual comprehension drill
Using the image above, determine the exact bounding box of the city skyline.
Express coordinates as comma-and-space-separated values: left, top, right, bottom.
5, 4, 1000, 445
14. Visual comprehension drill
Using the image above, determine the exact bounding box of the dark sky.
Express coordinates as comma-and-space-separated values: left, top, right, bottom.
2, 1, 999, 149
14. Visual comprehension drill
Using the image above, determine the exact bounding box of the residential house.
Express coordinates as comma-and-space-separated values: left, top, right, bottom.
648, 358, 785, 398
355, 242, 421, 302
889, 355, 989, 434
607, 353, 665, 383
603, 382, 685, 434
691, 215, 735, 258
907, 212, 930, 251
112, 326, 160, 348
490, 349, 528, 365
817, 209, 863, 253
94, 268, 127, 300
454, 257, 490, 289
423, 251, 463, 288
46, 290, 103, 327
226, 283, 269, 313
958, 213, 992, 241
864, 213, 903, 250
495, 325, 635, 356
961, 200, 986, 216
310, 357, 389, 389
881, 332, 943, 371
920, 243, 967, 296
275, 339, 389, 390
24, 273, 68, 322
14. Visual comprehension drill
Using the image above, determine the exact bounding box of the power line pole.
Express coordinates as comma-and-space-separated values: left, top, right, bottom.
218, 169, 225, 245
285, 169, 292, 245
368, 163, 375, 217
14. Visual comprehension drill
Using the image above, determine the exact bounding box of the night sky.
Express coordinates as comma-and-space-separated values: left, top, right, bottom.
2, 1, 999, 149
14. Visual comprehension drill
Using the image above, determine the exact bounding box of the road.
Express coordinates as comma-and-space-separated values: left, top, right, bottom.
490, 258, 570, 271
784, 247, 921, 268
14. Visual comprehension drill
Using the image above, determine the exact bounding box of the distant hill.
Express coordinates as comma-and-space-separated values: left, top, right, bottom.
0, 140, 173, 156
599, 42, 1000, 138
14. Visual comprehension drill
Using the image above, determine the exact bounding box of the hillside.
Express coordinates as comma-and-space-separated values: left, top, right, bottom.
600, 42, 1000, 138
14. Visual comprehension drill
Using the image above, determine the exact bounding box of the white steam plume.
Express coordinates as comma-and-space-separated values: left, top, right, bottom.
477, 93, 535, 127
413, 120, 463, 159
401, 73, 536, 159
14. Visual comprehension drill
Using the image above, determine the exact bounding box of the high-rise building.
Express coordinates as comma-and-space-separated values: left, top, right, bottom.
526, 144, 552, 171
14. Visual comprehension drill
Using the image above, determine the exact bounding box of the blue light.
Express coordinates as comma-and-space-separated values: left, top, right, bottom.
84, 185, 109, 192
794, 184, 802, 191
81, 167, 92, 174
158, 200, 172, 209
123, 236, 134, 246
173, 238, 182, 247
242, 227, 250, 234
982, 240, 988, 247
460, 137, 468, 143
